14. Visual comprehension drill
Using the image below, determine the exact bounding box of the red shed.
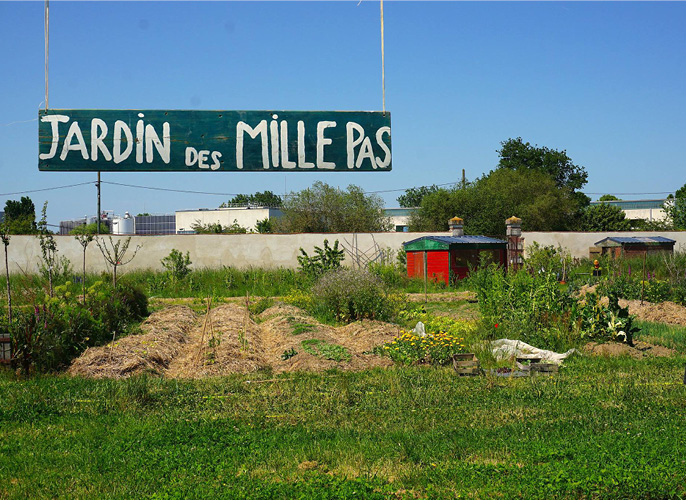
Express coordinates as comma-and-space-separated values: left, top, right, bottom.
404, 229, 507, 284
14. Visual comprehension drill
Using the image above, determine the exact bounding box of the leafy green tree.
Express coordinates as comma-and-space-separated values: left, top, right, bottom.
161, 249, 192, 281
297, 239, 345, 278
410, 169, 577, 235
37, 202, 58, 296
255, 218, 274, 234
220, 191, 282, 208
70, 222, 109, 235
579, 203, 631, 231
497, 137, 588, 192
598, 194, 620, 201
276, 182, 390, 233
397, 185, 441, 208
664, 184, 686, 230
3, 196, 37, 234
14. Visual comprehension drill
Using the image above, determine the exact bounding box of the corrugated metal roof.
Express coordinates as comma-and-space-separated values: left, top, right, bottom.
404, 235, 507, 246
594, 236, 676, 246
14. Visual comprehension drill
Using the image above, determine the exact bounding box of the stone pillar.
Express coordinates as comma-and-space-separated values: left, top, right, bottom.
506, 216, 523, 269
448, 217, 464, 237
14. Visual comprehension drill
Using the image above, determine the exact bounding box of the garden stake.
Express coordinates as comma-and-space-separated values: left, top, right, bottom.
641, 250, 647, 306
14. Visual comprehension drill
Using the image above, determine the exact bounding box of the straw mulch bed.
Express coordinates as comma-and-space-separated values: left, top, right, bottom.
68, 306, 197, 379
69, 302, 402, 379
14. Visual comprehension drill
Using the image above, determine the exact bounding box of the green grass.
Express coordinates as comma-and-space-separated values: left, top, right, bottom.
635, 320, 686, 352
2, 356, 686, 499
300, 339, 351, 362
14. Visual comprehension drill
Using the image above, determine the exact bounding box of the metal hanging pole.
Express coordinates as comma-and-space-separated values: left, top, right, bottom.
44, 0, 49, 110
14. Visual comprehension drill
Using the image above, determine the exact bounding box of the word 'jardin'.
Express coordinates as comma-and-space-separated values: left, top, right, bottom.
38, 110, 392, 172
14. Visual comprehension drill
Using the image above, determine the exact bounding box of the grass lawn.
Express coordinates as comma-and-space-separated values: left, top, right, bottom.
2, 354, 686, 499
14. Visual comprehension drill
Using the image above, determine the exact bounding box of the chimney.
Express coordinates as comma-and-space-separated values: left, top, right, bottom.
448, 217, 464, 237
506, 216, 523, 269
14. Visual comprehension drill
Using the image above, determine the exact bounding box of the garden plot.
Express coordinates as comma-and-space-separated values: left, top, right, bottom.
68, 303, 400, 379
68, 305, 197, 379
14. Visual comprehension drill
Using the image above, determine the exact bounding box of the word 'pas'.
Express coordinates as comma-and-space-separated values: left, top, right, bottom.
39, 114, 391, 171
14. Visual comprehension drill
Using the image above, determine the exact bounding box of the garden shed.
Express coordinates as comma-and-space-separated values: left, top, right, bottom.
593, 236, 676, 258
404, 218, 507, 284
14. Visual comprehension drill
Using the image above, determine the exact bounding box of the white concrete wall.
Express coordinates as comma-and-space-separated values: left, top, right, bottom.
522, 231, 686, 258
1, 232, 438, 274
175, 208, 282, 233
4, 231, 685, 275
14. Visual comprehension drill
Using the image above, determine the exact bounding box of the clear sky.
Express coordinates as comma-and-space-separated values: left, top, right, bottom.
1, 1, 685, 226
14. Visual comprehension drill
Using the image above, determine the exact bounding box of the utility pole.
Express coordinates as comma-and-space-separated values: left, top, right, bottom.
96, 172, 101, 234
461, 169, 466, 189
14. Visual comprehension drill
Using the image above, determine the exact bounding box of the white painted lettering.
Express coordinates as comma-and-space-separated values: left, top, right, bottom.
374, 126, 391, 169
210, 151, 222, 170
39, 114, 69, 160
135, 114, 145, 164
90, 119, 112, 162
198, 150, 210, 169
270, 115, 279, 168
346, 122, 365, 169
316, 121, 336, 170
279, 121, 296, 169
236, 120, 269, 169
297, 121, 315, 169
355, 136, 376, 169
113, 120, 133, 164
185, 147, 198, 166
145, 122, 170, 164
60, 121, 89, 161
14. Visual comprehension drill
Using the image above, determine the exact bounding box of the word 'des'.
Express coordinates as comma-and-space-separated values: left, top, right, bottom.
38, 110, 392, 172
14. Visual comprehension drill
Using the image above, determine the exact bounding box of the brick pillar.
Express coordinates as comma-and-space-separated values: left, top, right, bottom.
448, 217, 464, 237
506, 216, 523, 270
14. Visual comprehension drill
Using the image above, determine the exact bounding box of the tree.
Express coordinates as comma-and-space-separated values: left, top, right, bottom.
276, 182, 391, 233
409, 169, 578, 235
220, 191, 282, 208
75, 233, 94, 303
95, 236, 142, 287
598, 194, 620, 202
664, 184, 686, 230
37, 202, 58, 297
3, 196, 37, 234
579, 203, 631, 231
70, 222, 109, 235
497, 138, 588, 193
397, 185, 441, 208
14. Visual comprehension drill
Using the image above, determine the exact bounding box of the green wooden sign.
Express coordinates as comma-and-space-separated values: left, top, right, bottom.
38, 110, 391, 172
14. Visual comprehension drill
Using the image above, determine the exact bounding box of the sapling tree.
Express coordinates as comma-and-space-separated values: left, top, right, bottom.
95, 236, 141, 287
1, 220, 12, 324
75, 233, 94, 302
37, 202, 58, 297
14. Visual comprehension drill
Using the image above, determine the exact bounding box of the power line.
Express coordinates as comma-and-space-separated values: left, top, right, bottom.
100, 181, 243, 196
0, 181, 93, 197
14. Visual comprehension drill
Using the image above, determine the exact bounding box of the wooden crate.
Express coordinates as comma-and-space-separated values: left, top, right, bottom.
0, 336, 11, 364
452, 353, 480, 376
530, 363, 558, 375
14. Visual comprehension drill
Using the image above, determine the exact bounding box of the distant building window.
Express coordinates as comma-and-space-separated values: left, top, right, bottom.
395, 225, 409, 232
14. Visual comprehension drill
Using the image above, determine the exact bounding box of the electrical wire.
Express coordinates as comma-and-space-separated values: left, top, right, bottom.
0, 182, 93, 197
100, 181, 243, 197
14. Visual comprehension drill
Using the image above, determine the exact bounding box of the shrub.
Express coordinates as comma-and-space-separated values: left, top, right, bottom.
160, 249, 192, 281
9, 280, 148, 374
311, 267, 400, 322
297, 239, 344, 279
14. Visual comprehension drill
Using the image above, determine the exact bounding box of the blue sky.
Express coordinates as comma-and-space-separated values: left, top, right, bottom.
1, 1, 685, 225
